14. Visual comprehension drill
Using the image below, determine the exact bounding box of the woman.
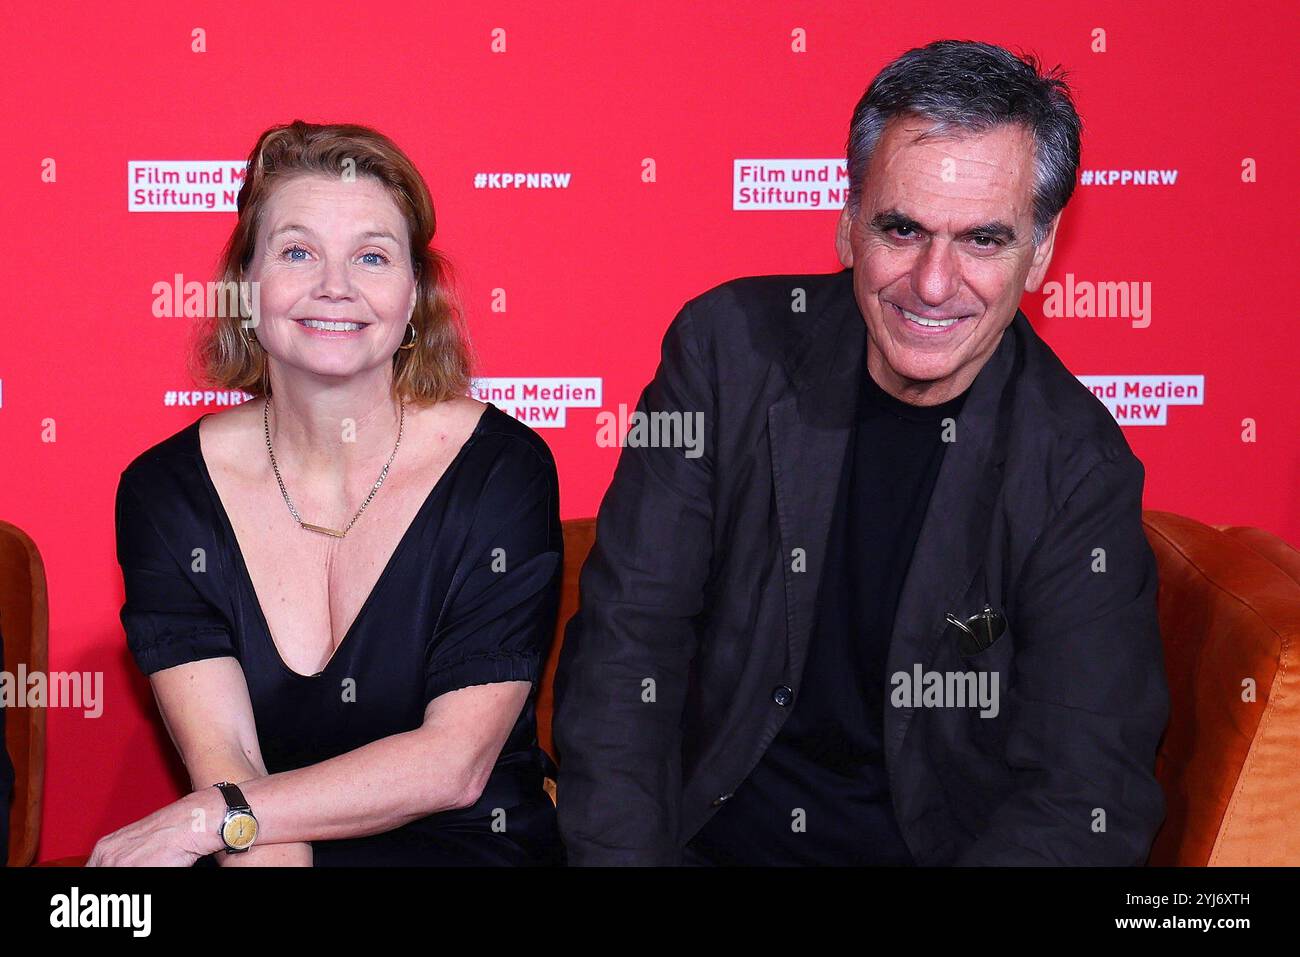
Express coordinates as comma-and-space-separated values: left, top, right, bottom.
92, 121, 563, 866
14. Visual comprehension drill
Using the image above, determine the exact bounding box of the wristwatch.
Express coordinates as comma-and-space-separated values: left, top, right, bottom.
213, 781, 259, 853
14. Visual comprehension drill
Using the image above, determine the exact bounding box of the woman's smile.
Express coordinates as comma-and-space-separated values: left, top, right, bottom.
293, 317, 370, 336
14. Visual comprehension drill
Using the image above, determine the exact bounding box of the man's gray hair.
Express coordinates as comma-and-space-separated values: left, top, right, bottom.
846, 40, 1082, 246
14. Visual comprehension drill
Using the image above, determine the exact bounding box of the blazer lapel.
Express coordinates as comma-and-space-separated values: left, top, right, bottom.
768, 284, 865, 686
883, 312, 1023, 767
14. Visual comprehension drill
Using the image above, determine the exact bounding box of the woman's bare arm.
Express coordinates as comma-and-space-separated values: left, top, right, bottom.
151, 656, 530, 855
150, 657, 312, 865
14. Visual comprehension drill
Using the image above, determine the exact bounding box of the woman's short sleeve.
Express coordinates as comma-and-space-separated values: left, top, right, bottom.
115, 470, 237, 675
423, 439, 563, 705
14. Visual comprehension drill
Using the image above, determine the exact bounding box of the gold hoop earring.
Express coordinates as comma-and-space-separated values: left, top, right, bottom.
398, 320, 417, 350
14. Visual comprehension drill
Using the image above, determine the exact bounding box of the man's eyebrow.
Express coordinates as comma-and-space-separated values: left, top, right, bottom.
871, 210, 925, 233
870, 210, 1018, 243
960, 221, 1018, 243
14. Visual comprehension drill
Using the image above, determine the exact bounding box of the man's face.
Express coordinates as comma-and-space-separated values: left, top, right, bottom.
836, 115, 1060, 404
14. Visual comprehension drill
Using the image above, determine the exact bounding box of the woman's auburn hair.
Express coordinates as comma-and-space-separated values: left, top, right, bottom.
192, 120, 473, 404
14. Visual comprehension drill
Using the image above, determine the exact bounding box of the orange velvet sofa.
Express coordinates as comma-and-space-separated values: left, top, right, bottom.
7, 510, 1299, 867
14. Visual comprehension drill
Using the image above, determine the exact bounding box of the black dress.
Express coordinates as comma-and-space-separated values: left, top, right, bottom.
114, 402, 564, 866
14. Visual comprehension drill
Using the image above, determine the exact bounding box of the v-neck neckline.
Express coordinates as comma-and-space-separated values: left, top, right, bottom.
191, 401, 495, 680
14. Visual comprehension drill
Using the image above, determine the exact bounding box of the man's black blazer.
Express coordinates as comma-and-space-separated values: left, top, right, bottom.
553, 269, 1169, 865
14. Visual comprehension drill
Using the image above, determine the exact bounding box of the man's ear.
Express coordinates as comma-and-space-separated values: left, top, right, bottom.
835, 203, 857, 268
1024, 213, 1062, 293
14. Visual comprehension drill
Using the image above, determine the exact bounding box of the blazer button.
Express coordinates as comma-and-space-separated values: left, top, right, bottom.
772, 685, 794, 707
711, 792, 734, 807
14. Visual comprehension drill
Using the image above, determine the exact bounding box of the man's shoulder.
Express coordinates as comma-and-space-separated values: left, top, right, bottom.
665, 270, 856, 384
680, 269, 854, 332
1007, 314, 1144, 502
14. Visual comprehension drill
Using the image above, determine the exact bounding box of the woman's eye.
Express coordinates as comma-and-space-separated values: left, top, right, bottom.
360, 251, 389, 266
282, 245, 309, 261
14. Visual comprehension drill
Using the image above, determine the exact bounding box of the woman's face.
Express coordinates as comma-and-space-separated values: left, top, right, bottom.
245, 173, 417, 385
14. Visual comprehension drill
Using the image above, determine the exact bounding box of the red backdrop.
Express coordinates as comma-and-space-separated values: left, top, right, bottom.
1, 0, 1296, 860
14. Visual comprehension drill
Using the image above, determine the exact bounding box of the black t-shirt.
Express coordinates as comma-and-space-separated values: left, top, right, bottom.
115, 402, 564, 866
687, 346, 969, 865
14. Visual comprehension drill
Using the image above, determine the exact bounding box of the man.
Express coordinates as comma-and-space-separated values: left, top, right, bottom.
553, 39, 1169, 866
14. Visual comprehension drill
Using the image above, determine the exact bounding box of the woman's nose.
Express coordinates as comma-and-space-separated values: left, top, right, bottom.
313, 256, 355, 299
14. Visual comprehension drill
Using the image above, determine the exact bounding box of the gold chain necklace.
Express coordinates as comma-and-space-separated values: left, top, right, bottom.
264, 396, 405, 538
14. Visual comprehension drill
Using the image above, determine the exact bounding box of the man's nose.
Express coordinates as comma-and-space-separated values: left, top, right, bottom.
911, 239, 961, 306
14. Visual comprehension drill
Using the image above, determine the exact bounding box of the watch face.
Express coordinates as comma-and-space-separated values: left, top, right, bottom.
222, 812, 258, 850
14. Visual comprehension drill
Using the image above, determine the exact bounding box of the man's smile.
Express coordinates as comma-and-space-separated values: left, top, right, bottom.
885, 300, 976, 335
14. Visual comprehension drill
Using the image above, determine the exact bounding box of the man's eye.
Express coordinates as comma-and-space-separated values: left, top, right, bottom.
892, 225, 916, 238
970, 235, 1000, 248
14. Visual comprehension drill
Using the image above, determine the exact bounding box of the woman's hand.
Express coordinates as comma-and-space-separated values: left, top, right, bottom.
87, 788, 223, 867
